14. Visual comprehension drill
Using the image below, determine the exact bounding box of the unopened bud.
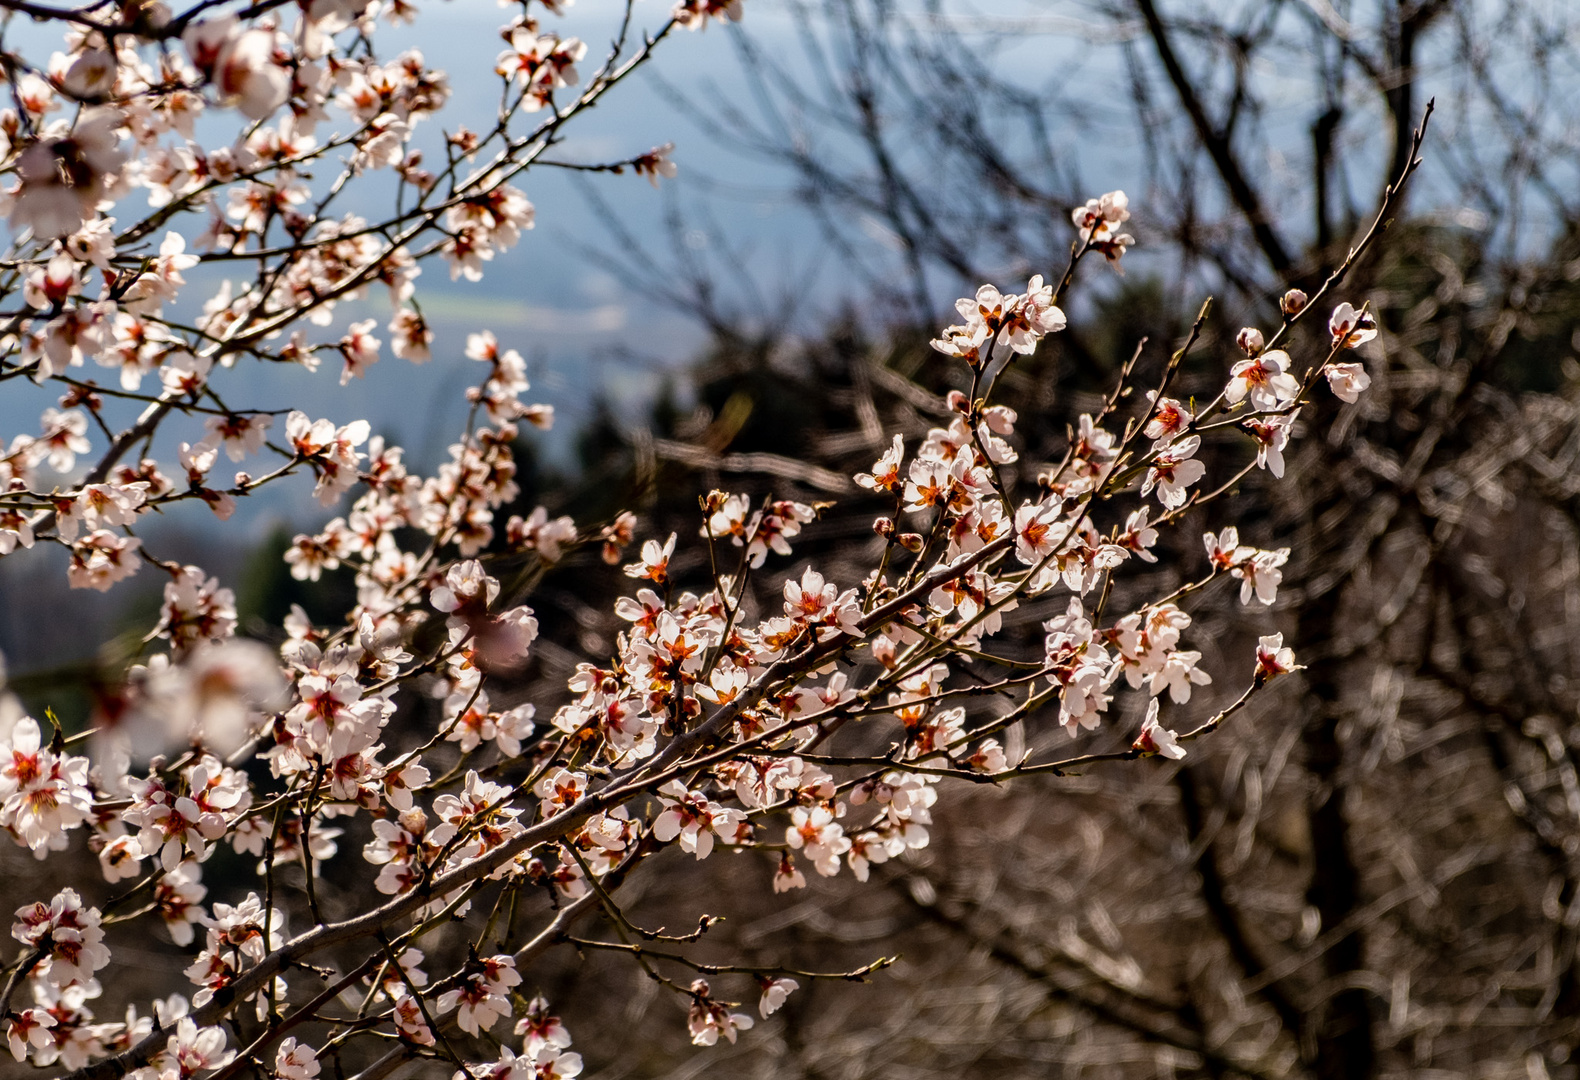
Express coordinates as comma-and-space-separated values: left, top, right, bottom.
1236, 327, 1264, 356
1280, 288, 1308, 316
873, 516, 894, 537
602, 510, 636, 545
234, 471, 252, 488
61, 385, 102, 412
124, 0, 171, 30
897, 532, 924, 552
701, 489, 727, 513
945, 389, 970, 414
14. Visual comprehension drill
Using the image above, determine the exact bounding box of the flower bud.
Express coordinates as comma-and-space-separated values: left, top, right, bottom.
1236, 327, 1264, 356
873, 516, 894, 537
1280, 288, 1308, 316
897, 532, 924, 552
401, 165, 436, 192
945, 389, 970, 414
61, 385, 102, 411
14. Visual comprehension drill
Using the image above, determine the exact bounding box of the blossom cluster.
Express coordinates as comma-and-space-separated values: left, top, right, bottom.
0, 0, 1385, 1073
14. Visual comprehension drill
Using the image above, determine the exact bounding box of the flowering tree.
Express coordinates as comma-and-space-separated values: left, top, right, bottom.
0, 0, 1432, 1077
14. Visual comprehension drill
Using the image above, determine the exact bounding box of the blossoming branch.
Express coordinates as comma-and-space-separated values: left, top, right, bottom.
0, 0, 1428, 1077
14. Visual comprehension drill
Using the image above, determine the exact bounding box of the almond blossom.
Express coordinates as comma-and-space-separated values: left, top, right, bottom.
516, 996, 573, 1056
1240, 411, 1292, 476
1329, 302, 1378, 349
674, 0, 745, 30
9, 110, 128, 237
1132, 699, 1186, 760
1226, 349, 1300, 411
11, 888, 111, 986
151, 1017, 233, 1079
855, 434, 905, 492
0, 13, 1401, 1067
687, 980, 755, 1045
654, 781, 747, 859
6, 1008, 56, 1063
1071, 190, 1135, 264
436, 956, 519, 1035
1142, 435, 1206, 509
203, 413, 272, 461
1326, 361, 1372, 402
1144, 393, 1193, 445
1255, 633, 1298, 681
1013, 498, 1065, 563
1233, 547, 1290, 606
759, 976, 799, 1017
785, 803, 850, 877
0, 718, 93, 855
275, 1037, 320, 1080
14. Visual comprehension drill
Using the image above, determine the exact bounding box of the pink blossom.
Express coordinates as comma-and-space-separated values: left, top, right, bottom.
1132, 699, 1186, 760
1142, 435, 1205, 509
1255, 633, 1298, 681
275, 1037, 320, 1080
1329, 302, 1377, 349
338, 319, 382, 385
9, 110, 127, 237
687, 979, 754, 1045
1325, 361, 1372, 403
1226, 349, 1300, 411
759, 976, 798, 1017
1071, 189, 1135, 265
0, 718, 93, 855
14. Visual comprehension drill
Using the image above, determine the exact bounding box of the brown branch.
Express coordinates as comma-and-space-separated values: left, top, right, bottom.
1133, 0, 1295, 276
